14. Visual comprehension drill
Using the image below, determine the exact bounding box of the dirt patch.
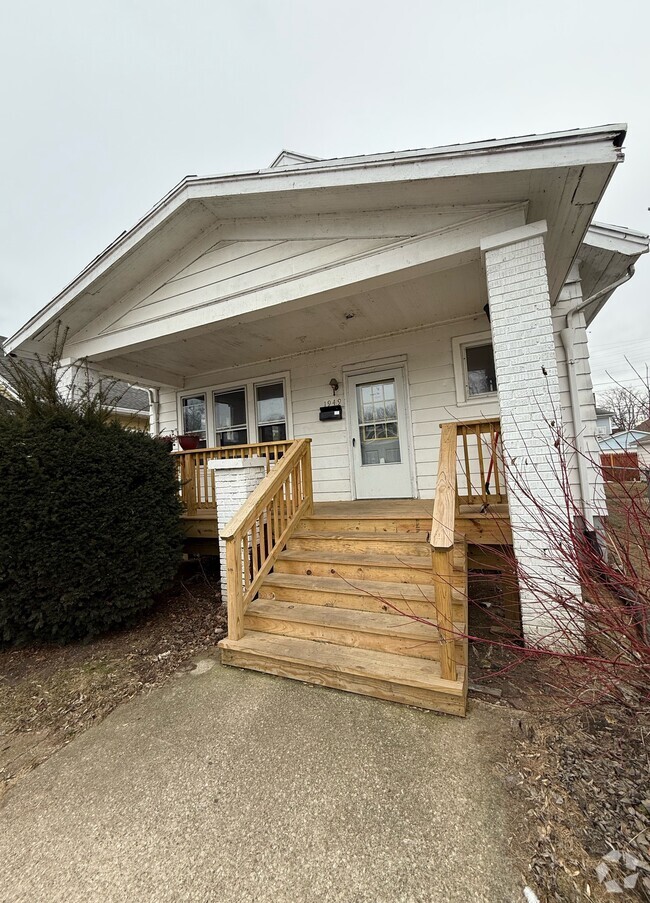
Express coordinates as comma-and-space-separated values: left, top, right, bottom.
0, 559, 225, 799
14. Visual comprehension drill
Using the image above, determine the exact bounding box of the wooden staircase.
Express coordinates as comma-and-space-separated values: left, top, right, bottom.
220, 506, 469, 716
215, 420, 507, 718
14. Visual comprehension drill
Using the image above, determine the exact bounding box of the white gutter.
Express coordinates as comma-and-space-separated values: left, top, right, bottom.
560, 265, 635, 529
147, 387, 160, 436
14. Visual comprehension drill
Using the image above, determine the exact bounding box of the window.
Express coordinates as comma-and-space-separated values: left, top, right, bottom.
356, 379, 401, 465
179, 373, 292, 450
214, 388, 248, 446
452, 332, 499, 406
181, 394, 207, 446
255, 382, 287, 442
465, 343, 497, 397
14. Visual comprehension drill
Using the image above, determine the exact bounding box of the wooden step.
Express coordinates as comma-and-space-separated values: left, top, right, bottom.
301, 516, 431, 534
259, 572, 467, 622
245, 598, 466, 662
219, 632, 467, 715
288, 530, 431, 556
275, 548, 465, 585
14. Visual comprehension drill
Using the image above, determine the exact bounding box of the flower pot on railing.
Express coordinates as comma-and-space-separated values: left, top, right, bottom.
178, 434, 200, 451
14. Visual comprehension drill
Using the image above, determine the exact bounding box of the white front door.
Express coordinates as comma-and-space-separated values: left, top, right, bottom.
347, 368, 414, 499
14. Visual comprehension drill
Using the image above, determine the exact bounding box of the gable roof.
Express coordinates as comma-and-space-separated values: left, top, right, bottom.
3, 124, 629, 357
269, 150, 321, 168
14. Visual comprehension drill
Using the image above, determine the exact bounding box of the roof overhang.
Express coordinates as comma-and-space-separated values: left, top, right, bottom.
578, 221, 649, 324
4, 124, 628, 356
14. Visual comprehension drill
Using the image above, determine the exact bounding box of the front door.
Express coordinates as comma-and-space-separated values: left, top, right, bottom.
347, 368, 414, 499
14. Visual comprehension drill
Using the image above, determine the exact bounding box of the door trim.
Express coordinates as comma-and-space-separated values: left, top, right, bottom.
345, 362, 417, 500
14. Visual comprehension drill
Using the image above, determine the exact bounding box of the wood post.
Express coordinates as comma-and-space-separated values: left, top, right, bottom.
226, 538, 244, 641
432, 549, 456, 681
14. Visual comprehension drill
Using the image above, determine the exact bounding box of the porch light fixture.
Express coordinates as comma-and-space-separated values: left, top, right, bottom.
329, 378, 339, 395
483, 303, 491, 323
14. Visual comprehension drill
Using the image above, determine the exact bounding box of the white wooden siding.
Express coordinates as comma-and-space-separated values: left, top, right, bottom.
160, 316, 499, 502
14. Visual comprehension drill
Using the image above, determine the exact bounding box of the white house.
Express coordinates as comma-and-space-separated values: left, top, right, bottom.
4, 125, 649, 715
595, 407, 613, 439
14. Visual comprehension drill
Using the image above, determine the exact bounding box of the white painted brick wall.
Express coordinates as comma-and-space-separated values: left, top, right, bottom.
484, 230, 584, 647
209, 458, 267, 603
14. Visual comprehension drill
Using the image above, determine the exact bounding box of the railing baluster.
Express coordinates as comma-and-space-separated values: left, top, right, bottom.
462, 428, 472, 504
475, 424, 486, 505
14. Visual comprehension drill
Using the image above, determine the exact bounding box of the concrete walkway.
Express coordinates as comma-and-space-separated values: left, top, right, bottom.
0, 660, 521, 903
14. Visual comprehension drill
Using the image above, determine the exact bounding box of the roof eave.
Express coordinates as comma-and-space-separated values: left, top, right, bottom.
4, 123, 627, 354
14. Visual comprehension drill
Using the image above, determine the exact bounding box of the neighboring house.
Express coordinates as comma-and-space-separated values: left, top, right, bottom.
103, 380, 150, 430
637, 434, 650, 474
595, 407, 613, 439
598, 429, 650, 452
0, 338, 148, 428
4, 124, 649, 715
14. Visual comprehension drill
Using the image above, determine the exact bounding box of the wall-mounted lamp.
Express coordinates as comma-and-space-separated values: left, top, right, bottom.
329, 378, 339, 396
483, 303, 491, 323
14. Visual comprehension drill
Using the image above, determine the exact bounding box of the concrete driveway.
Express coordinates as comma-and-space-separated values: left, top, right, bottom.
0, 660, 521, 902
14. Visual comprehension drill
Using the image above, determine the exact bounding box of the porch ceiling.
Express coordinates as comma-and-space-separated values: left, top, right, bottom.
99, 261, 484, 387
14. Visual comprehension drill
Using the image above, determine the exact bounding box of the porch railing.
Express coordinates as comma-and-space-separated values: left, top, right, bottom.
430, 418, 503, 680
173, 440, 294, 515
220, 438, 313, 640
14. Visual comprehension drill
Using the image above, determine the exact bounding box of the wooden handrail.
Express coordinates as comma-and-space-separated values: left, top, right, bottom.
222, 439, 313, 641
173, 440, 294, 515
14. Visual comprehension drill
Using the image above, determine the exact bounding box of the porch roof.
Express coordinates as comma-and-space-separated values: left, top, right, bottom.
4, 124, 627, 360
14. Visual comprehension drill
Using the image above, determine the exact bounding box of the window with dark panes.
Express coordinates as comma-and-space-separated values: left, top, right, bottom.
181, 394, 207, 446
465, 344, 497, 397
214, 388, 248, 446
255, 382, 287, 442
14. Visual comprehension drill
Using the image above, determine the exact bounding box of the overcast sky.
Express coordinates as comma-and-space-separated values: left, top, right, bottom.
1, 0, 648, 398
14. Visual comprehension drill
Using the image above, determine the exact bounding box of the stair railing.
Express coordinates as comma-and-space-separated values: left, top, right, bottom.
220, 438, 313, 641
173, 440, 294, 515
430, 422, 459, 681
431, 417, 503, 680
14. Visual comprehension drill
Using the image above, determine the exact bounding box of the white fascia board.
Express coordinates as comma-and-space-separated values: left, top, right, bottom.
585, 221, 650, 257
5, 124, 625, 354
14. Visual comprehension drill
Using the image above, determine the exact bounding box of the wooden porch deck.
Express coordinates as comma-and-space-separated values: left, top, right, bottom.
181, 498, 513, 550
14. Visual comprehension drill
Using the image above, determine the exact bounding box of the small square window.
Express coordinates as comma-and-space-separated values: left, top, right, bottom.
465, 344, 497, 397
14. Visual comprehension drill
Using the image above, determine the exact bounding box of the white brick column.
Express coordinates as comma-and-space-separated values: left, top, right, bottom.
208, 457, 267, 603
481, 221, 584, 648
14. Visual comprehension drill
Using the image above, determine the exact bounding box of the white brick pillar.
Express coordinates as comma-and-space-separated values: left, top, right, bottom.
208, 457, 267, 603
481, 221, 584, 648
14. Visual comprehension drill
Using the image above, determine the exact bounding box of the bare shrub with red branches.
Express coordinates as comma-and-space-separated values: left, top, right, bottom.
466, 423, 650, 712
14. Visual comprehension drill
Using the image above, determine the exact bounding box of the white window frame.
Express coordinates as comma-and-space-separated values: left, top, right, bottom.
178, 371, 293, 448
452, 331, 498, 407
179, 392, 209, 444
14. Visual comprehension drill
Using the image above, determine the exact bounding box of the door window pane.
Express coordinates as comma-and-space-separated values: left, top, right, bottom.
356, 379, 401, 465
181, 395, 207, 447
214, 388, 248, 447
465, 344, 497, 396
256, 382, 287, 441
